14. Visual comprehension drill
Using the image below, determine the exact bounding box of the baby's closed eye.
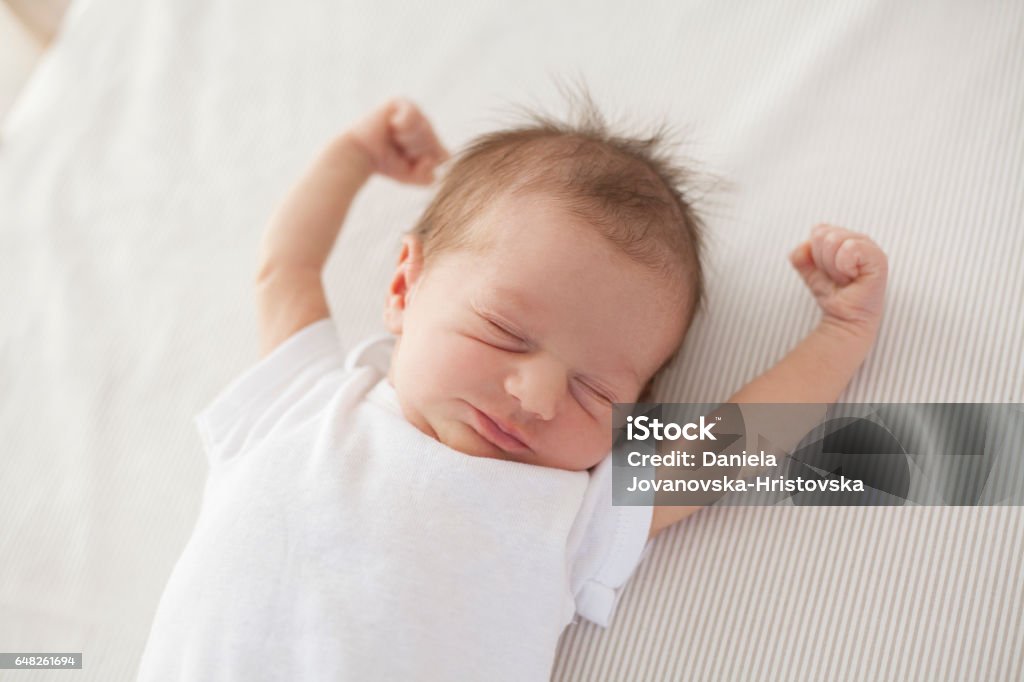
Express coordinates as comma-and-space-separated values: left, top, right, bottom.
477, 317, 530, 352
574, 378, 612, 404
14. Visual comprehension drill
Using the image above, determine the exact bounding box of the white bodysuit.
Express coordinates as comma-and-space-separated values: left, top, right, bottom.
136, 318, 653, 681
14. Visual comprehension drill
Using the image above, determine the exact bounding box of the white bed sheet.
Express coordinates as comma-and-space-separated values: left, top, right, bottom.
1, 0, 1021, 680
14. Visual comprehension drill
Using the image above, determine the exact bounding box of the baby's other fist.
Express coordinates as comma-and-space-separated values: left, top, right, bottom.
345, 97, 450, 185
789, 225, 889, 338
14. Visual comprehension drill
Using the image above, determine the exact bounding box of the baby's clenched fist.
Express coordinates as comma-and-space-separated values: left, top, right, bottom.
789, 224, 889, 338
345, 97, 450, 185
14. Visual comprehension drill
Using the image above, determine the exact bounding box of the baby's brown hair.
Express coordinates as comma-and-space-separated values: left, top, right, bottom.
409, 83, 707, 402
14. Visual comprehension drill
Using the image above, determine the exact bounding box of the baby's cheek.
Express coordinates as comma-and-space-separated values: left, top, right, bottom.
549, 412, 609, 468
418, 333, 492, 391
442, 337, 496, 381
581, 413, 614, 460
394, 328, 449, 396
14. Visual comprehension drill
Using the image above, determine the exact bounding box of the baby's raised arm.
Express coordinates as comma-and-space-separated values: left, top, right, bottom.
730, 225, 888, 405
648, 226, 889, 538
254, 98, 448, 357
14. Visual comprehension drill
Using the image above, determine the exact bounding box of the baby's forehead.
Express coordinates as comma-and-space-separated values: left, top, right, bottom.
440, 190, 688, 335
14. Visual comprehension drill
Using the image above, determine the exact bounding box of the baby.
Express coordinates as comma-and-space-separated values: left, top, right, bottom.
137, 97, 887, 681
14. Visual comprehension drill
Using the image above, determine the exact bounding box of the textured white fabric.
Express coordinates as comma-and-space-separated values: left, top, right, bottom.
137, 319, 650, 681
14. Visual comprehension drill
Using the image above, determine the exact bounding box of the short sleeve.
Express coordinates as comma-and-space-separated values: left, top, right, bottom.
194, 318, 345, 466
567, 454, 655, 628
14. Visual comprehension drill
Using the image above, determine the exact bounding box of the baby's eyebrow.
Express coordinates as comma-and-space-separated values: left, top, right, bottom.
478, 288, 533, 318
473, 290, 533, 326
591, 363, 640, 402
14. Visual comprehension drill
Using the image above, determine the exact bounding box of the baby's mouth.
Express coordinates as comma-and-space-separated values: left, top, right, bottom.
467, 405, 532, 456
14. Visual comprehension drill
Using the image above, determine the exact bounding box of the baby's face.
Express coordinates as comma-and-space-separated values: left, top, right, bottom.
384, 192, 688, 471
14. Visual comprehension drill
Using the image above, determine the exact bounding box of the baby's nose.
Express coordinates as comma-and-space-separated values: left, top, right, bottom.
505, 355, 564, 421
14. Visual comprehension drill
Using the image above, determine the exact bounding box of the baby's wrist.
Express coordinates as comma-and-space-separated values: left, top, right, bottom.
326, 133, 376, 181
817, 315, 880, 349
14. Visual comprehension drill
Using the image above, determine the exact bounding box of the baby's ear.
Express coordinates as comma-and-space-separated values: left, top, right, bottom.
383, 234, 425, 334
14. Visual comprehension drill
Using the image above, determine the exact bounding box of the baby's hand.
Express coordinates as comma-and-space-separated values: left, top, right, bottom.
344, 97, 450, 185
789, 224, 889, 338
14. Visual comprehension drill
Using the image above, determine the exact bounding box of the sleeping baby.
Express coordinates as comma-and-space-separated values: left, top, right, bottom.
137, 95, 888, 681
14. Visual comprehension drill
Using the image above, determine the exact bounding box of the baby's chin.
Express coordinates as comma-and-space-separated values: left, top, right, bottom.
392, 392, 531, 463
432, 413, 609, 471
392, 398, 509, 462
